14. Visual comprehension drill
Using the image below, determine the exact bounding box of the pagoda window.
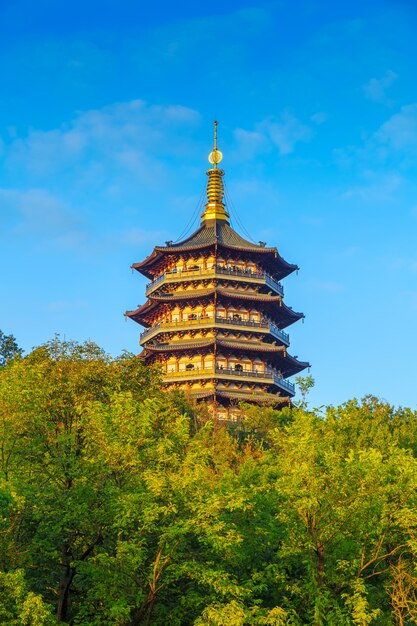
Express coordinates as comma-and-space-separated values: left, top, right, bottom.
217, 408, 227, 421
253, 358, 263, 373
234, 364, 243, 372
239, 358, 251, 371
185, 363, 195, 371
204, 357, 214, 369
216, 306, 226, 319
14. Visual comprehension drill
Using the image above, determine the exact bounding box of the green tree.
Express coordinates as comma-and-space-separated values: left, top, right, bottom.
0, 330, 22, 367
0, 569, 55, 625
2, 337, 417, 625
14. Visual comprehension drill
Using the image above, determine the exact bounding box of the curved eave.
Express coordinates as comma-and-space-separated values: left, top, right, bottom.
143, 339, 286, 354
151, 288, 214, 302
270, 252, 298, 280
125, 301, 158, 327
132, 250, 163, 279
217, 340, 285, 353
163, 387, 290, 406
145, 340, 213, 353
216, 288, 281, 303
216, 390, 290, 405
127, 289, 304, 328
284, 355, 310, 377
131, 246, 297, 280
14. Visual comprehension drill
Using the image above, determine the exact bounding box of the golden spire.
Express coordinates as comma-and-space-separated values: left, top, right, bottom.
201, 121, 230, 223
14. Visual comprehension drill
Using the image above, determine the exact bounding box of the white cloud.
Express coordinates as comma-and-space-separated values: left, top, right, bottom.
363, 70, 397, 104
0, 187, 85, 247
6, 100, 201, 181
232, 128, 268, 160
334, 103, 417, 170
374, 104, 417, 152
0, 188, 71, 230
311, 112, 328, 125
341, 172, 403, 202
233, 111, 313, 159
264, 112, 313, 154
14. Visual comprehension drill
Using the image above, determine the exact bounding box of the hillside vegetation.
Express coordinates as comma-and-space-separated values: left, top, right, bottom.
1, 338, 417, 625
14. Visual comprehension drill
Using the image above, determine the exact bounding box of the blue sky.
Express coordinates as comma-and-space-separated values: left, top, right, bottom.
1, 0, 417, 409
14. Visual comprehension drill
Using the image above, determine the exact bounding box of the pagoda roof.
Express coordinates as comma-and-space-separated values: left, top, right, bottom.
216, 390, 290, 405
125, 289, 303, 328
143, 337, 309, 376
144, 339, 286, 354
132, 220, 297, 280
145, 340, 213, 352
281, 354, 309, 377
218, 339, 285, 353
168, 389, 290, 405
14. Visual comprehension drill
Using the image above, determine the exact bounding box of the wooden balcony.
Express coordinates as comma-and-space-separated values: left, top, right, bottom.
161, 366, 295, 394
140, 316, 290, 346
145, 266, 284, 297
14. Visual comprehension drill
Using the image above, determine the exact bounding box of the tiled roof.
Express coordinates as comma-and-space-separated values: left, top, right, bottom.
132, 220, 298, 280
216, 390, 290, 404
157, 221, 274, 252
217, 340, 286, 353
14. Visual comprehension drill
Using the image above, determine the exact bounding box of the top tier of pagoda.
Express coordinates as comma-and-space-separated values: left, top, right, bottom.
126, 122, 309, 420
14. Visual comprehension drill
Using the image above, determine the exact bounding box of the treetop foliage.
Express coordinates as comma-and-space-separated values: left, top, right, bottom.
0, 336, 417, 625
0, 330, 22, 367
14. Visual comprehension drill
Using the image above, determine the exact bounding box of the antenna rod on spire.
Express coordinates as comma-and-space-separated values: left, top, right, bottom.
214, 120, 218, 150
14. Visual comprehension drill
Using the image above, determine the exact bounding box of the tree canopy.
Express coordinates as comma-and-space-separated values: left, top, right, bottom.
0, 337, 417, 625
0, 330, 22, 367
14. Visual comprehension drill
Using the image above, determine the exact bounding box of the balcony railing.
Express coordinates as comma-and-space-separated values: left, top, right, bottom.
273, 375, 295, 394
145, 266, 284, 296
162, 366, 295, 394
140, 316, 289, 346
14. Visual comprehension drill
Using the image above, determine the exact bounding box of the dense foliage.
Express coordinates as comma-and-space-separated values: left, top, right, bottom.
1, 337, 417, 625
0, 330, 23, 367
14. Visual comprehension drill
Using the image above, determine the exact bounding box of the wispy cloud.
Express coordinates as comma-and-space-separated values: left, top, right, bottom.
374, 104, 417, 153
5, 100, 201, 182
341, 172, 403, 202
363, 70, 397, 105
0, 188, 85, 247
233, 110, 314, 160
334, 103, 417, 172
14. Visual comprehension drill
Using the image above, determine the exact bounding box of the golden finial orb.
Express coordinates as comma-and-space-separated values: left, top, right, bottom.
208, 149, 223, 165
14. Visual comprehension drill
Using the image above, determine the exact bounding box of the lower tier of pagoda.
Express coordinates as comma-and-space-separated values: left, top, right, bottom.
162, 377, 291, 420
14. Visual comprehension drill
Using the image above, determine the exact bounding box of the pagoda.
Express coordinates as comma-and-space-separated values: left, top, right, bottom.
126, 122, 309, 420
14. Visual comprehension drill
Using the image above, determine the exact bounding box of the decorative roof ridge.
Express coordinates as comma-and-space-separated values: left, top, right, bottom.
144, 338, 287, 353
216, 288, 282, 302
217, 339, 286, 352
282, 353, 311, 369
150, 288, 214, 301
145, 340, 213, 352
216, 390, 290, 404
